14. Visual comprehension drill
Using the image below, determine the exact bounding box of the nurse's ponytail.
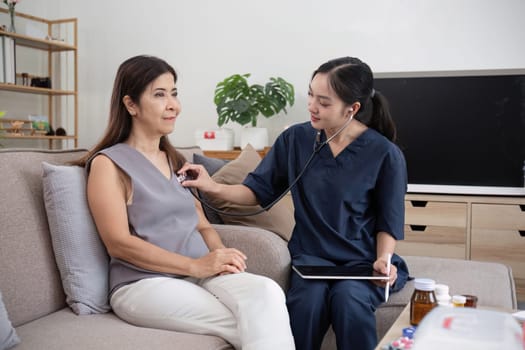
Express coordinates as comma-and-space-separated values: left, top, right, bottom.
368, 90, 396, 142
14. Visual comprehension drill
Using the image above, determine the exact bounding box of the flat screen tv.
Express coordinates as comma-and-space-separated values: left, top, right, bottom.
374, 70, 525, 196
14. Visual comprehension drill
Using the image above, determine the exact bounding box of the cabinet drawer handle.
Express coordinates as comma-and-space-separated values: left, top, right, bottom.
519, 231, 525, 237
520, 205, 525, 212
410, 201, 428, 208
410, 225, 427, 232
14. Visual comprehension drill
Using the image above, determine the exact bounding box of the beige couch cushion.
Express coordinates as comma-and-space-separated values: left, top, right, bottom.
15, 309, 232, 350
403, 255, 516, 309
0, 149, 88, 326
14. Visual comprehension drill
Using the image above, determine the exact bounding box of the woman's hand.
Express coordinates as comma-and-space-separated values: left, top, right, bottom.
188, 248, 247, 278
373, 255, 397, 287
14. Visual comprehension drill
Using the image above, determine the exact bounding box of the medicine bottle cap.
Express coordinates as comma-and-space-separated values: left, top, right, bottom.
434, 284, 449, 295
452, 295, 467, 304
402, 326, 416, 339
414, 278, 436, 291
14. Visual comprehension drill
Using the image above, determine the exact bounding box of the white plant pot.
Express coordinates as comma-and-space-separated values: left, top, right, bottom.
240, 127, 269, 150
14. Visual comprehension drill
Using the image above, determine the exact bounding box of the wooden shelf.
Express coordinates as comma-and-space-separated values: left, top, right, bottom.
0, 31, 76, 51
0, 83, 75, 95
1, 134, 75, 140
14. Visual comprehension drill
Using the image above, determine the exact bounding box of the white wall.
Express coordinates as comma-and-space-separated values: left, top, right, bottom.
12, 0, 525, 148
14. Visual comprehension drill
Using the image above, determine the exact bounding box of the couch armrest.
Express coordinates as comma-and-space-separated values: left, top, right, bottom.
213, 224, 291, 291
403, 255, 517, 310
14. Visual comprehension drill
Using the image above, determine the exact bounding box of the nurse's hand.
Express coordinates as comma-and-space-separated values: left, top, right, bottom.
373, 256, 397, 287
178, 163, 217, 193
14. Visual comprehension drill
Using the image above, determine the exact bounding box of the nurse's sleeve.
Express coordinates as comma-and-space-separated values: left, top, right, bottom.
243, 134, 290, 208
374, 146, 408, 240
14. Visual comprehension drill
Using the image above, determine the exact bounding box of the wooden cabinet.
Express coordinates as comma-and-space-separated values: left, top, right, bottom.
0, 9, 78, 148
203, 147, 271, 160
471, 202, 525, 301
400, 199, 467, 259
402, 194, 525, 300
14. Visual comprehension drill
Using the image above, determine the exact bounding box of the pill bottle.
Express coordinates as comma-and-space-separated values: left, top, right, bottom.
462, 294, 478, 308
410, 278, 437, 326
452, 294, 467, 307
434, 283, 452, 306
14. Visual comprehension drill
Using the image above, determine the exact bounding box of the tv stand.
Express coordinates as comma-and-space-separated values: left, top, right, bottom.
401, 193, 525, 301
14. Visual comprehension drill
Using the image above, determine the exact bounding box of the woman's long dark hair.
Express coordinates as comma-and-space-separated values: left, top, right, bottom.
312, 57, 396, 141
75, 55, 186, 170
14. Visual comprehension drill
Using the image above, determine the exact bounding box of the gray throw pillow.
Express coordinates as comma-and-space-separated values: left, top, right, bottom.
42, 162, 111, 315
193, 153, 228, 176
0, 290, 20, 350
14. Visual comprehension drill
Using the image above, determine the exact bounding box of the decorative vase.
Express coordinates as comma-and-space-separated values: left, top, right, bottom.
8, 6, 16, 33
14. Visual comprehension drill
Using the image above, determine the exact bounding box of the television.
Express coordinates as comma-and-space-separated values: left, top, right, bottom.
374, 70, 525, 196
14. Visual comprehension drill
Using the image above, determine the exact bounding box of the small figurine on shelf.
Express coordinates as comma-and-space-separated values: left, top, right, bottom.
9, 120, 24, 135
55, 127, 67, 136
45, 35, 65, 42
21, 72, 29, 86
45, 125, 55, 136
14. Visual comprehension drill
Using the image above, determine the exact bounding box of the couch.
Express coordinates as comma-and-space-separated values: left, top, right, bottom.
0, 147, 517, 350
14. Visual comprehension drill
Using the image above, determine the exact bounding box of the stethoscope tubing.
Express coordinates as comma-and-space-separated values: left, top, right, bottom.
192, 117, 353, 217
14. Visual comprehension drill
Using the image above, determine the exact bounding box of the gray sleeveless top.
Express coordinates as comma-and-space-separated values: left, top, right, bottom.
95, 143, 209, 295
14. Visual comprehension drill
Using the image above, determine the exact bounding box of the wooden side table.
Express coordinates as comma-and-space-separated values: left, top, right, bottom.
203, 147, 271, 160
375, 304, 410, 350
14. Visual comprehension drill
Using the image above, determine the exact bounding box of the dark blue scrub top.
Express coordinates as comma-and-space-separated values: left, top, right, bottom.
243, 122, 409, 277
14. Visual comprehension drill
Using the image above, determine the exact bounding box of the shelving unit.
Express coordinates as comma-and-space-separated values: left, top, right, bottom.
0, 9, 77, 148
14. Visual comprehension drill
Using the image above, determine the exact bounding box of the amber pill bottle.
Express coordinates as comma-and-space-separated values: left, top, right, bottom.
410, 278, 438, 326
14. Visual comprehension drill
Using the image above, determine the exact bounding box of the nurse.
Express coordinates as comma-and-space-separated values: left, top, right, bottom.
181, 56, 409, 350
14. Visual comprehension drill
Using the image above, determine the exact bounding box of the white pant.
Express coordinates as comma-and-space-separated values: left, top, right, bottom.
110, 273, 295, 350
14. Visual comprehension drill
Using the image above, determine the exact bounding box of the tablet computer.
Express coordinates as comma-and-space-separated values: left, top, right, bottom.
293, 264, 391, 302
292, 264, 389, 280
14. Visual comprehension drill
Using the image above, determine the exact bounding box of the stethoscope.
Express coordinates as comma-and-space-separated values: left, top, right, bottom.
191, 115, 354, 217
313, 114, 354, 153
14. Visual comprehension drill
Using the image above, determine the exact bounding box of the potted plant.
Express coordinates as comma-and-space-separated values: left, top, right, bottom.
214, 73, 294, 149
